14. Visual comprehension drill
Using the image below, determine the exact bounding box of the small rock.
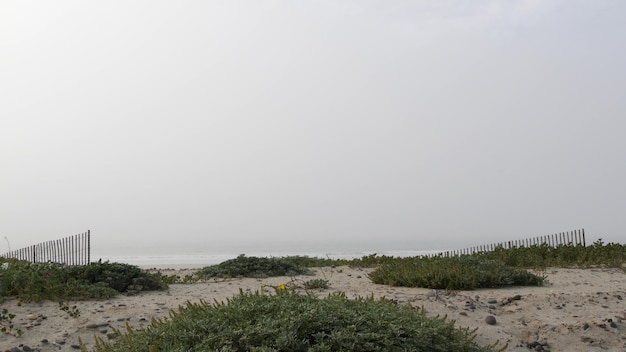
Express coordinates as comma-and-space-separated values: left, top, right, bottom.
71, 344, 81, 349
485, 315, 497, 325
22, 346, 33, 352
26, 314, 38, 320
487, 299, 498, 304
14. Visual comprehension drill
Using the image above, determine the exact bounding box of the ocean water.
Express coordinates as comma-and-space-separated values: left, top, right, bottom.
91, 249, 442, 269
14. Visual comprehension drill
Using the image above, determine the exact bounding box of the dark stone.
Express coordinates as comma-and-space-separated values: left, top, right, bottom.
609, 321, 618, 328
41, 338, 49, 344
583, 323, 590, 330
485, 315, 497, 325
22, 346, 33, 352
71, 344, 81, 349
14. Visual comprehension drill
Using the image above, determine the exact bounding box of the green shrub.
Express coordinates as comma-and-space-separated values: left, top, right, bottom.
196, 255, 314, 279
368, 256, 545, 290
303, 278, 330, 290
63, 260, 168, 294
476, 240, 626, 269
346, 253, 398, 268
91, 291, 498, 352
280, 256, 347, 268
0, 259, 168, 302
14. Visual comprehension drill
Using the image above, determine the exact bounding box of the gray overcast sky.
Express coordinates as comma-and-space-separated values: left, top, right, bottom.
1, 1, 625, 255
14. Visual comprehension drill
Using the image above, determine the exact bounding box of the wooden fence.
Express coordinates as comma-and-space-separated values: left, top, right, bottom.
1, 230, 90, 265
439, 228, 585, 257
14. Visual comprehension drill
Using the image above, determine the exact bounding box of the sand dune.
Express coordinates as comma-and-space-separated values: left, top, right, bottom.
1, 266, 625, 351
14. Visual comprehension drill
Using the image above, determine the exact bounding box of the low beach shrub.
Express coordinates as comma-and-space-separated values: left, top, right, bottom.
346, 253, 398, 268
368, 256, 545, 290
63, 260, 168, 295
303, 278, 330, 290
196, 255, 314, 279
280, 255, 348, 268
476, 240, 626, 269
0, 259, 169, 302
91, 290, 499, 352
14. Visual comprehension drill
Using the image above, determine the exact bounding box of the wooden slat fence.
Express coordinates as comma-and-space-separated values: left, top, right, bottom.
438, 228, 585, 257
1, 230, 90, 265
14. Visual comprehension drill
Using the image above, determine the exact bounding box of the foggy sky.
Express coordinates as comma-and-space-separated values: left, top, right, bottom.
1, 1, 625, 255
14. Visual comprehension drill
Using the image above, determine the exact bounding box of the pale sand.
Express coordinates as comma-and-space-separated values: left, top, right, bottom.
1, 267, 625, 351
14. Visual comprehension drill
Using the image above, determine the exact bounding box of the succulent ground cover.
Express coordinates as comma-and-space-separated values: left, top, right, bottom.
367, 256, 545, 290
196, 254, 315, 279
90, 290, 499, 352
0, 259, 171, 302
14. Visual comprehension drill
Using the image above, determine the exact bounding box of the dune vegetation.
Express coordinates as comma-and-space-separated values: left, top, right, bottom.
0, 239, 623, 351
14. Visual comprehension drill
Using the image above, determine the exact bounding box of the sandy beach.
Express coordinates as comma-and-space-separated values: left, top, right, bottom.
1, 266, 625, 352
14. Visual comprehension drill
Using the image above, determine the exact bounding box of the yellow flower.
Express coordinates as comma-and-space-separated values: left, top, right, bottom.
277, 283, 286, 291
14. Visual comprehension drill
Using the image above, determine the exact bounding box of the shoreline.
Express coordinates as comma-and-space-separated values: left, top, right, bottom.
1, 266, 625, 351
